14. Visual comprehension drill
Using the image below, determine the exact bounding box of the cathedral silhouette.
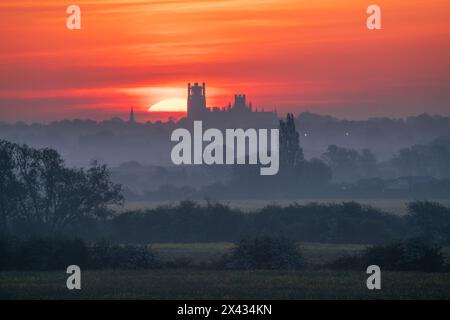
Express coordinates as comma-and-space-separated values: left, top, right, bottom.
186, 82, 278, 127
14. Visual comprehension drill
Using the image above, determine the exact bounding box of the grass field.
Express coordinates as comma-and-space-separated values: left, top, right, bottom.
1, 269, 450, 299
120, 199, 450, 215
1, 242, 450, 299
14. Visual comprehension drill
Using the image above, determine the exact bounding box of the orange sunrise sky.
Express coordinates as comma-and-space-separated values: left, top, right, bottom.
0, 0, 450, 122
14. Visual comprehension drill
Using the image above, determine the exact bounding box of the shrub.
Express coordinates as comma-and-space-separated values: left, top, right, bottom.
224, 236, 305, 270
363, 238, 445, 272
406, 201, 450, 244
14, 236, 89, 271
88, 241, 158, 269
0, 235, 159, 271
328, 238, 446, 272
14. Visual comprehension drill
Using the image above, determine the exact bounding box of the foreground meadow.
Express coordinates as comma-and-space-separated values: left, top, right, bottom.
1, 269, 450, 300
2, 242, 450, 300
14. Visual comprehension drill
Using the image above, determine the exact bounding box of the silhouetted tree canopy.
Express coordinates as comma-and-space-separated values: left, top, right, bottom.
391, 138, 450, 178
279, 113, 304, 168
0, 140, 123, 234
321, 145, 377, 182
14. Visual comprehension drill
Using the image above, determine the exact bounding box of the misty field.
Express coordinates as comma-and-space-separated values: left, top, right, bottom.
121, 199, 450, 215
2, 269, 450, 299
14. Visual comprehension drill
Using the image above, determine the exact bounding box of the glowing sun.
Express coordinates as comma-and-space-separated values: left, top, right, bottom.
148, 98, 186, 112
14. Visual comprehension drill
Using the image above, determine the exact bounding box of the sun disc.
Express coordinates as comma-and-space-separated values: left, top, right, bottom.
148, 98, 186, 112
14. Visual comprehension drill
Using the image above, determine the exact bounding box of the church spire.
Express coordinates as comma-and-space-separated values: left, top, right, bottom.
129, 107, 135, 124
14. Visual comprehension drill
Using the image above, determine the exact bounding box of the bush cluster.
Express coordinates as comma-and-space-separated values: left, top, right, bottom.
221, 236, 305, 270
1, 235, 449, 272
328, 238, 447, 272
0, 235, 158, 271
5, 200, 450, 246
110, 201, 406, 244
